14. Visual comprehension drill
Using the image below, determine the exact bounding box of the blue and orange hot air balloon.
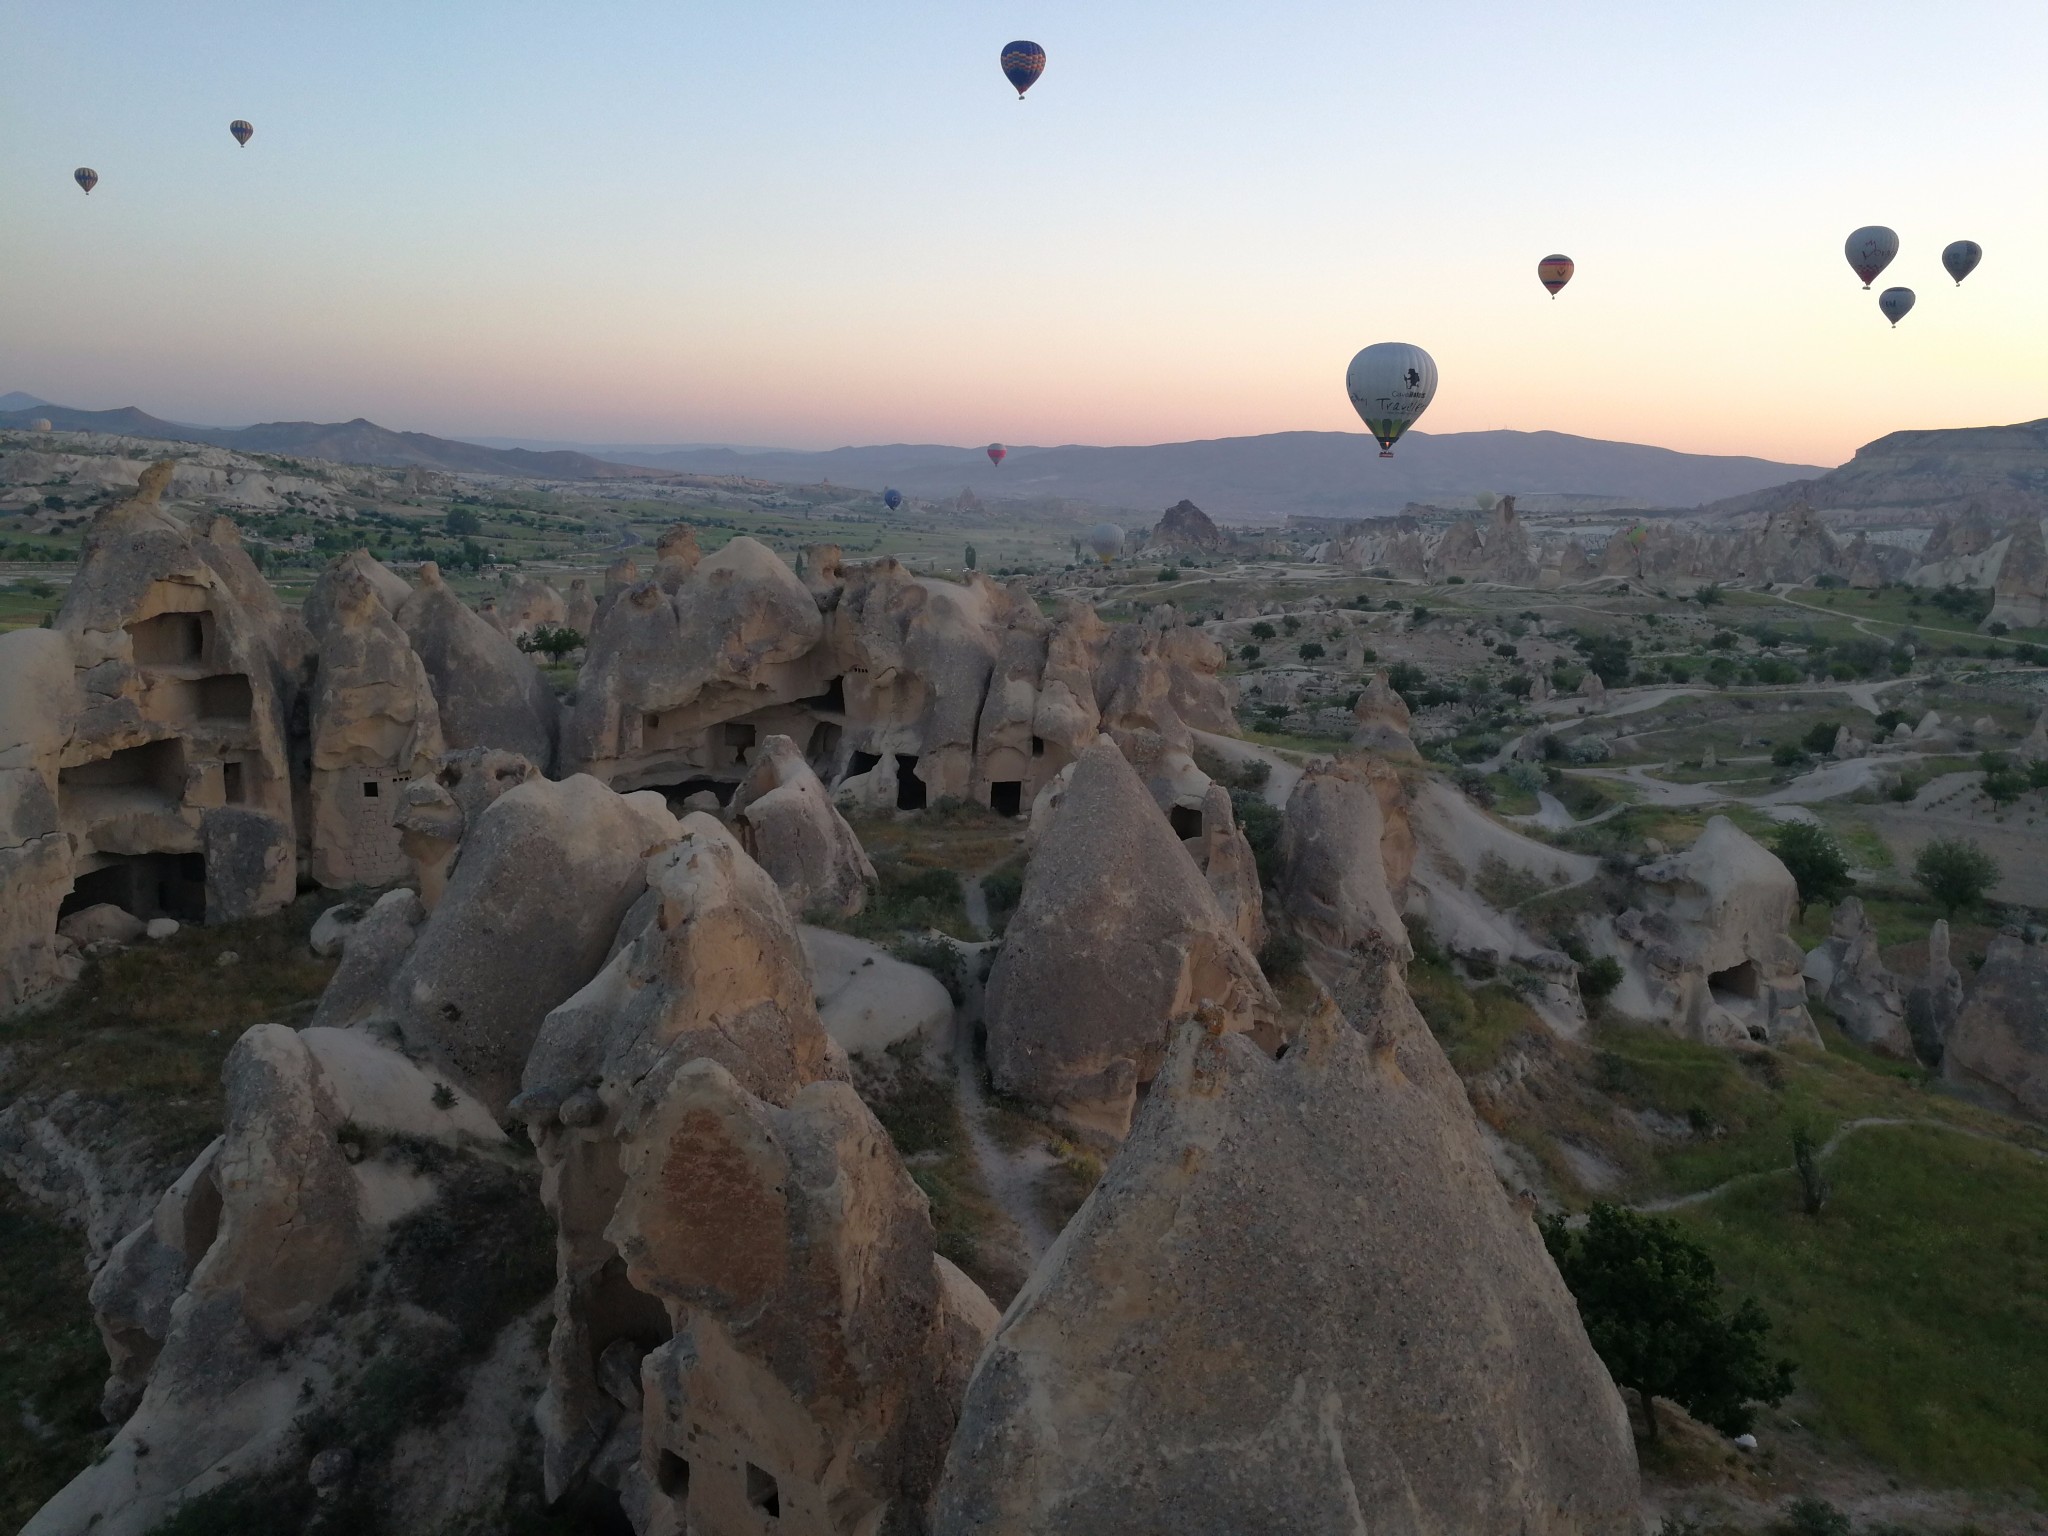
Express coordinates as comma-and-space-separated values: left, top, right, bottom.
884, 488, 903, 511
229, 119, 254, 147
987, 443, 1007, 467
1001, 41, 1045, 99
1537, 254, 1575, 298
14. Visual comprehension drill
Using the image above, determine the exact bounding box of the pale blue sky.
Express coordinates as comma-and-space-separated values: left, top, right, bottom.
3, 1, 2044, 463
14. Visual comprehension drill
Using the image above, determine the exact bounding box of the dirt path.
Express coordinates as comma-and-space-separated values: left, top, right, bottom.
1635, 1116, 2048, 1214
1190, 727, 1310, 809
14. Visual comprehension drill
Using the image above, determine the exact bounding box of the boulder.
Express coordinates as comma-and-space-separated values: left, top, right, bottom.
802, 924, 956, 1058
1279, 754, 1413, 962
307, 887, 427, 1031
932, 999, 1641, 1535
394, 563, 559, 771
57, 902, 146, 946
1803, 897, 1911, 1057
1942, 931, 2048, 1120
983, 738, 1277, 1142
729, 733, 877, 918
392, 746, 542, 908
388, 774, 680, 1114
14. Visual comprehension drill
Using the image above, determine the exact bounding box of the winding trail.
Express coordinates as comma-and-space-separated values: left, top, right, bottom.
1633, 1115, 2048, 1215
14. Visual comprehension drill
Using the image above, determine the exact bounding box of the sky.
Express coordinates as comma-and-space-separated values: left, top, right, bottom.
3, 1, 2045, 467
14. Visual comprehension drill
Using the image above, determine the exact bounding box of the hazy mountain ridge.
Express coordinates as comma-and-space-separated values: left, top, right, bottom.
1697, 418, 2048, 523
602, 429, 1825, 518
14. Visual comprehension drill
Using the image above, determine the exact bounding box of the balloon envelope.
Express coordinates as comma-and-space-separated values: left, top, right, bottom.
73, 167, 97, 194
1878, 287, 1916, 327
883, 488, 903, 511
30, 419, 52, 433
1942, 240, 1982, 286
1844, 226, 1898, 288
1537, 254, 1575, 297
987, 443, 1006, 466
1085, 523, 1124, 561
1345, 343, 1438, 457
1000, 40, 1045, 97
229, 119, 254, 146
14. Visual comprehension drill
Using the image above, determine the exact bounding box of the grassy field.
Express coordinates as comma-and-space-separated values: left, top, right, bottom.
0, 1188, 107, 1531
1672, 1125, 2048, 1497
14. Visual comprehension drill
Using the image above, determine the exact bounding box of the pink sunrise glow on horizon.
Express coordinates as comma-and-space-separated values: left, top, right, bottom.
3, 1, 2045, 468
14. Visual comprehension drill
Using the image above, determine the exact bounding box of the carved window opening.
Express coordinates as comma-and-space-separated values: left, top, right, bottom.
745, 1463, 781, 1519
894, 755, 926, 811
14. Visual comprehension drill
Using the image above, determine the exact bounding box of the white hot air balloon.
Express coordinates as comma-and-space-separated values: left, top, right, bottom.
1844, 226, 1899, 289
1085, 523, 1125, 563
1345, 343, 1437, 458
1878, 287, 1915, 327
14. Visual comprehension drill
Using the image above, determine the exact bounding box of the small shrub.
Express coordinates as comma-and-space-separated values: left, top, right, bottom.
1577, 955, 1624, 1002
1257, 930, 1305, 982
892, 935, 966, 1003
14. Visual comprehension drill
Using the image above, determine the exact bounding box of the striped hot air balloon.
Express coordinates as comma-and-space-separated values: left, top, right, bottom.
1000, 40, 1045, 99
230, 119, 254, 147
74, 167, 98, 194
987, 443, 1007, 467
1537, 254, 1575, 298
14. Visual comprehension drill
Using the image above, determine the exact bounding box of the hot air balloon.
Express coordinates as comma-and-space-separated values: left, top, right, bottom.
1844, 226, 1898, 289
1345, 343, 1438, 458
1878, 287, 1915, 327
1537, 254, 1575, 298
229, 119, 254, 147
29, 419, 53, 433
74, 168, 98, 195
987, 443, 1006, 467
1942, 240, 1982, 287
884, 488, 903, 511
1000, 40, 1045, 99
1085, 523, 1125, 563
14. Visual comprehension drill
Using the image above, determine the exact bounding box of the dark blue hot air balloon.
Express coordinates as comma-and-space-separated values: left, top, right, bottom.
884, 488, 903, 511
1001, 40, 1045, 99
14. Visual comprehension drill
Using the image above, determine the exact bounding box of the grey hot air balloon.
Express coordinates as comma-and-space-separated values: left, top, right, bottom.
230, 119, 254, 147
74, 167, 98, 194
1085, 523, 1125, 563
1345, 343, 1438, 458
1878, 287, 1915, 327
1942, 241, 1982, 286
1844, 226, 1898, 288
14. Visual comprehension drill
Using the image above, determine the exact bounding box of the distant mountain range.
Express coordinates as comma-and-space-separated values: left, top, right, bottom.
0, 402, 648, 481
0, 394, 1826, 514
1698, 418, 2048, 523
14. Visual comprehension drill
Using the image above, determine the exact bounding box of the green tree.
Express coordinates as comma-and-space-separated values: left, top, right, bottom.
1694, 583, 1724, 606
1801, 720, 1840, 756
1298, 641, 1325, 661
1156, 566, 1179, 582
1771, 821, 1851, 918
443, 505, 483, 536
1540, 1204, 1794, 1440
1249, 620, 1276, 641
964, 544, 977, 570
1913, 837, 2000, 918
516, 624, 585, 663
1238, 644, 1261, 662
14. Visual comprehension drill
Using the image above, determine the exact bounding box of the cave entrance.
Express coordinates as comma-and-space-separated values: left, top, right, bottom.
127, 610, 212, 666
894, 755, 926, 811
648, 777, 739, 811
989, 780, 1023, 817
1709, 960, 1759, 1002
721, 722, 757, 768
60, 852, 208, 923
806, 721, 842, 774
1168, 804, 1204, 839
800, 676, 847, 714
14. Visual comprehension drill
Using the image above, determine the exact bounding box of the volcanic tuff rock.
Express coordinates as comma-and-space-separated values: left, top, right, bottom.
1351, 667, 1418, 758
1279, 753, 1414, 963
387, 773, 681, 1114
517, 815, 991, 1533
1801, 896, 1912, 1058
395, 561, 560, 771
1941, 931, 2048, 1121
1906, 918, 1967, 1064
1603, 816, 1820, 1049
983, 738, 1277, 1142
392, 744, 542, 907
933, 998, 1641, 1536
730, 732, 877, 918
1194, 781, 1266, 951
1144, 497, 1229, 553
1988, 515, 2048, 629
0, 627, 84, 1009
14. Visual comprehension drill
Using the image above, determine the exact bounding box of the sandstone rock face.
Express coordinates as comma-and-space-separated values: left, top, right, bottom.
30, 1023, 509, 1536
934, 1000, 1641, 1536
1906, 918, 1966, 1064
1195, 782, 1265, 951
1604, 817, 1820, 1048
1943, 931, 2048, 1120
984, 739, 1277, 1141
730, 732, 877, 918
395, 562, 559, 771
1802, 897, 1911, 1057
36, 463, 301, 957
304, 561, 445, 887
390, 774, 680, 1114
0, 628, 86, 1009
518, 816, 992, 1534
